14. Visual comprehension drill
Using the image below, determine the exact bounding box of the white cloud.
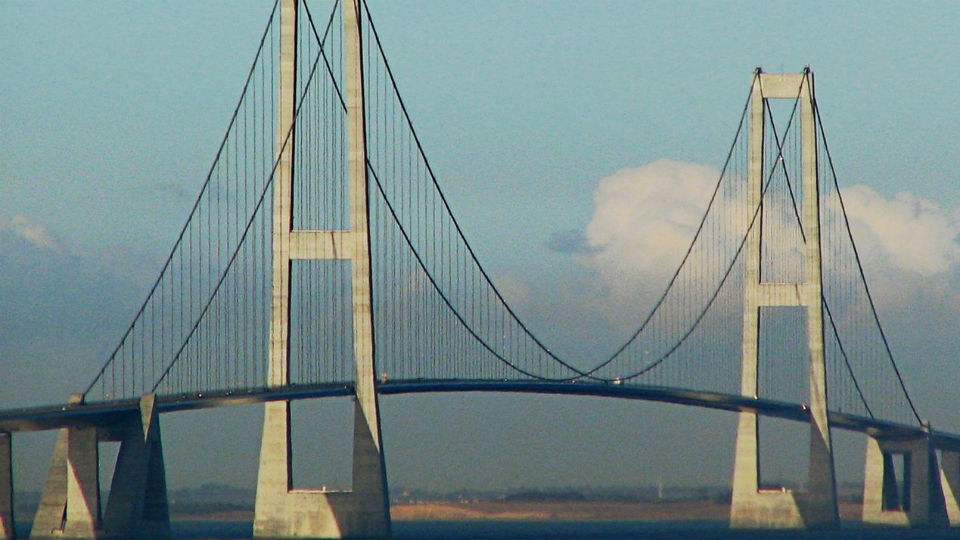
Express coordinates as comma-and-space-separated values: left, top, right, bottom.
0, 213, 66, 253
840, 185, 960, 277
581, 159, 718, 291
576, 159, 960, 315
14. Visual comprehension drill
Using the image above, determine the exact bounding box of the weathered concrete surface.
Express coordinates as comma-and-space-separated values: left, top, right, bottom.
32, 394, 101, 539
101, 394, 169, 539
940, 450, 960, 525
31, 426, 101, 539
862, 433, 949, 527
29, 394, 169, 540
254, 401, 389, 538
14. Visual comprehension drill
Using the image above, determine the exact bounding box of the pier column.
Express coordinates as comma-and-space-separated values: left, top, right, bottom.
863, 432, 948, 527
1, 433, 12, 540
253, 0, 390, 537
32, 396, 101, 539
101, 394, 169, 539
31, 427, 100, 539
730, 69, 839, 529
30, 395, 169, 540
939, 450, 960, 525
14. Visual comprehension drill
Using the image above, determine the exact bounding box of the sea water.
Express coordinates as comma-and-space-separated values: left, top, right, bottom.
20, 520, 960, 539
171, 520, 960, 540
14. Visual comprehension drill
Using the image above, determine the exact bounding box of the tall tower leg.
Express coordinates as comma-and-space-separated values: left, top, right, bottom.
253, 0, 390, 537
729, 70, 839, 529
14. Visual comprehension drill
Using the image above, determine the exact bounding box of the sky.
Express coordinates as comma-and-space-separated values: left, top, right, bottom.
4, 0, 960, 497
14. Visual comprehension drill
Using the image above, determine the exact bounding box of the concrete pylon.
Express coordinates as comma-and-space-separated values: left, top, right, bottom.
1, 433, 13, 540
730, 69, 839, 529
253, 0, 390, 537
31, 396, 101, 539
100, 394, 169, 539
862, 429, 949, 527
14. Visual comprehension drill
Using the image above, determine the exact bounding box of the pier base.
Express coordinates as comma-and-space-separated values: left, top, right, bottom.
730, 411, 839, 528
253, 401, 390, 539
862, 433, 948, 527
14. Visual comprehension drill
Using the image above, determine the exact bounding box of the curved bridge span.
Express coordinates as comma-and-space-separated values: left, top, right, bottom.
0, 381, 944, 444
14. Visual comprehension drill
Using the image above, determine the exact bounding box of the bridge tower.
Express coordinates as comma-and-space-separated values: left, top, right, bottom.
253, 0, 391, 538
730, 69, 840, 528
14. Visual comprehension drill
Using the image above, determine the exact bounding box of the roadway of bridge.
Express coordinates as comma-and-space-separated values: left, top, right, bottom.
1, 380, 954, 449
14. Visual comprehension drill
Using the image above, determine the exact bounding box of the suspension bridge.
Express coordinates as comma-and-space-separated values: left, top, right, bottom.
2, 0, 959, 538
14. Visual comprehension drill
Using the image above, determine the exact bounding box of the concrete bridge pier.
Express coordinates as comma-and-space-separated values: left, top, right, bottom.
31, 396, 101, 539
730, 410, 839, 528
253, 399, 389, 539
100, 394, 169, 539
1, 432, 13, 540
862, 430, 949, 527
30, 395, 169, 540
938, 449, 960, 525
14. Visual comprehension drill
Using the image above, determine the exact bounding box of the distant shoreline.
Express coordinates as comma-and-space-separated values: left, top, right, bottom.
388, 500, 731, 522
168, 499, 863, 523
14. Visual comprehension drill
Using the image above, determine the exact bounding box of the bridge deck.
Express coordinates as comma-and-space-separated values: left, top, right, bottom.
0, 380, 948, 447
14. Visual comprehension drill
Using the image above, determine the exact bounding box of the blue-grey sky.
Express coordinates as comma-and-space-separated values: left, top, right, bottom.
3, 1, 960, 495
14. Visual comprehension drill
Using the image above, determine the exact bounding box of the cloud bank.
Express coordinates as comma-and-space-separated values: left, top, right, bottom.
566, 158, 960, 315
841, 186, 960, 278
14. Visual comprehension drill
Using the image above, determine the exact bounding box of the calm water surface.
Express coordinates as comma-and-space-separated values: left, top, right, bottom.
20, 520, 960, 539
169, 520, 960, 540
